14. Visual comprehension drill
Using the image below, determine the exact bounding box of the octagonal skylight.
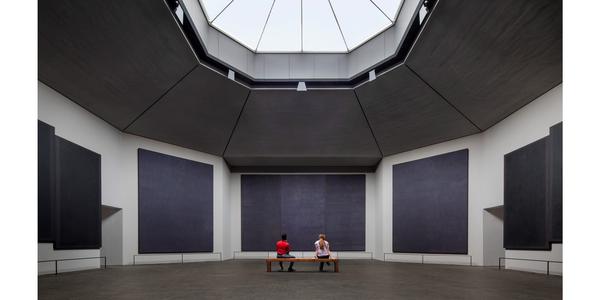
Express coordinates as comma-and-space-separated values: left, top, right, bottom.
199, 0, 404, 53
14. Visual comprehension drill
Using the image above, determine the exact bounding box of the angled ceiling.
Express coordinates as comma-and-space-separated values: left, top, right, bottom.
223, 90, 382, 168
406, 0, 562, 130
125, 65, 249, 156
39, 0, 199, 130
38, 0, 562, 171
355, 65, 480, 156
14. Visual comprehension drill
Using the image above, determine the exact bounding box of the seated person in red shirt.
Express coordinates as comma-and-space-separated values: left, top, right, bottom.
276, 233, 295, 272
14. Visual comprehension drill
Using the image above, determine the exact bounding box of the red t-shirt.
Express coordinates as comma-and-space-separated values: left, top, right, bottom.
276, 240, 290, 255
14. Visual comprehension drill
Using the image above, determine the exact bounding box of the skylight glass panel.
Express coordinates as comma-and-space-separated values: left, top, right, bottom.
211, 0, 274, 50
302, 0, 348, 52
329, 0, 392, 50
370, 0, 404, 21
257, 0, 302, 52
200, 0, 403, 53
200, 0, 233, 22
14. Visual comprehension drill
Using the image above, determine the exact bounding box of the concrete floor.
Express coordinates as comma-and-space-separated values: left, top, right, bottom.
39, 260, 562, 299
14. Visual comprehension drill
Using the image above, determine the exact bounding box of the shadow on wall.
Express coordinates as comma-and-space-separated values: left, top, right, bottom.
101, 205, 123, 266
483, 207, 504, 266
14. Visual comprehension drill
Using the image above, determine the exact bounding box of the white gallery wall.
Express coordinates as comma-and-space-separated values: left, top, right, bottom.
482, 85, 563, 274
38, 82, 228, 273
101, 210, 123, 266
377, 84, 563, 273
38, 80, 562, 275
38, 82, 121, 274
377, 134, 482, 264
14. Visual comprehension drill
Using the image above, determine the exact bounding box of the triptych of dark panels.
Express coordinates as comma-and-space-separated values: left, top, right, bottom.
138, 149, 213, 253
241, 175, 366, 251
38, 121, 102, 249
504, 122, 563, 250
393, 149, 469, 254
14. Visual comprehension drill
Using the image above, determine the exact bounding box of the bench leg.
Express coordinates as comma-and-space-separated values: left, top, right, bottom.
334, 261, 339, 273
267, 261, 271, 272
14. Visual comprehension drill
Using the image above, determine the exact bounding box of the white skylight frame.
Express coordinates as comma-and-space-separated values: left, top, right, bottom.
197, 0, 405, 54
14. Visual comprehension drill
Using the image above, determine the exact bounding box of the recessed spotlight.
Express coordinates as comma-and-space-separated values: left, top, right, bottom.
369, 70, 376, 82
297, 82, 307, 92
175, 5, 184, 24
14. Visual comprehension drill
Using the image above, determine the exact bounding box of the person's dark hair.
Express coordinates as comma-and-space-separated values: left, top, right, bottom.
281, 233, 287, 240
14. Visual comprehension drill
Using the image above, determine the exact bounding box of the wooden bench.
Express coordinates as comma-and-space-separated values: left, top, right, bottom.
266, 257, 339, 272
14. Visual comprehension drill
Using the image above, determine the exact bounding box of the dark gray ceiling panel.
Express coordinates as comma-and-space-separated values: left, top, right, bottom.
406, 0, 562, 130
39, 0, 199, 129
224, 90, 382, 168
355, 65, 480, 156
125, 65, 249, 156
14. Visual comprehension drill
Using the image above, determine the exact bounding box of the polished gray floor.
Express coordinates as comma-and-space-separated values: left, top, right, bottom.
39, 260, 562, 299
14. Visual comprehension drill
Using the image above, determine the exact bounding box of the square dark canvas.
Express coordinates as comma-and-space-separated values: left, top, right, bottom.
138, 149, 213, 253
393, 149, 469, 254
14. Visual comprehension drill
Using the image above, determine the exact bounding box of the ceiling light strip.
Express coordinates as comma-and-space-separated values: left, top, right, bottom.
327, 0, 350, 52
210, 0, 234, 24
255, 0, 277, 51
369, 0, 394, 22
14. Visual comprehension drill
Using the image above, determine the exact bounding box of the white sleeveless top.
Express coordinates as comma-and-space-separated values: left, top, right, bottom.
314, 240, 330, 256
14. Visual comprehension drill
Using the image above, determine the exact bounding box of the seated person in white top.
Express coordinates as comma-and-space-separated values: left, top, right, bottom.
314, 233, 331, 272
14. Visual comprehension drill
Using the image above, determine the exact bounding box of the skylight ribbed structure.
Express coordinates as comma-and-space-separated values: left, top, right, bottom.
199, 0, 404, 53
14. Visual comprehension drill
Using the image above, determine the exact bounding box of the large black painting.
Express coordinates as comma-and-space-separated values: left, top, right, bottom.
241, 175, 282, 251
504, 138, 550, 250
54, 137, 102, 249
280, 176, 327, 251
503, 122, 563, 249
38, 121, 55, 243
241, 175, 366, 251
393, 149, 469, 254
547, 123, 562, 242
325, 175, 366, 251
138, 149, 213, 253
